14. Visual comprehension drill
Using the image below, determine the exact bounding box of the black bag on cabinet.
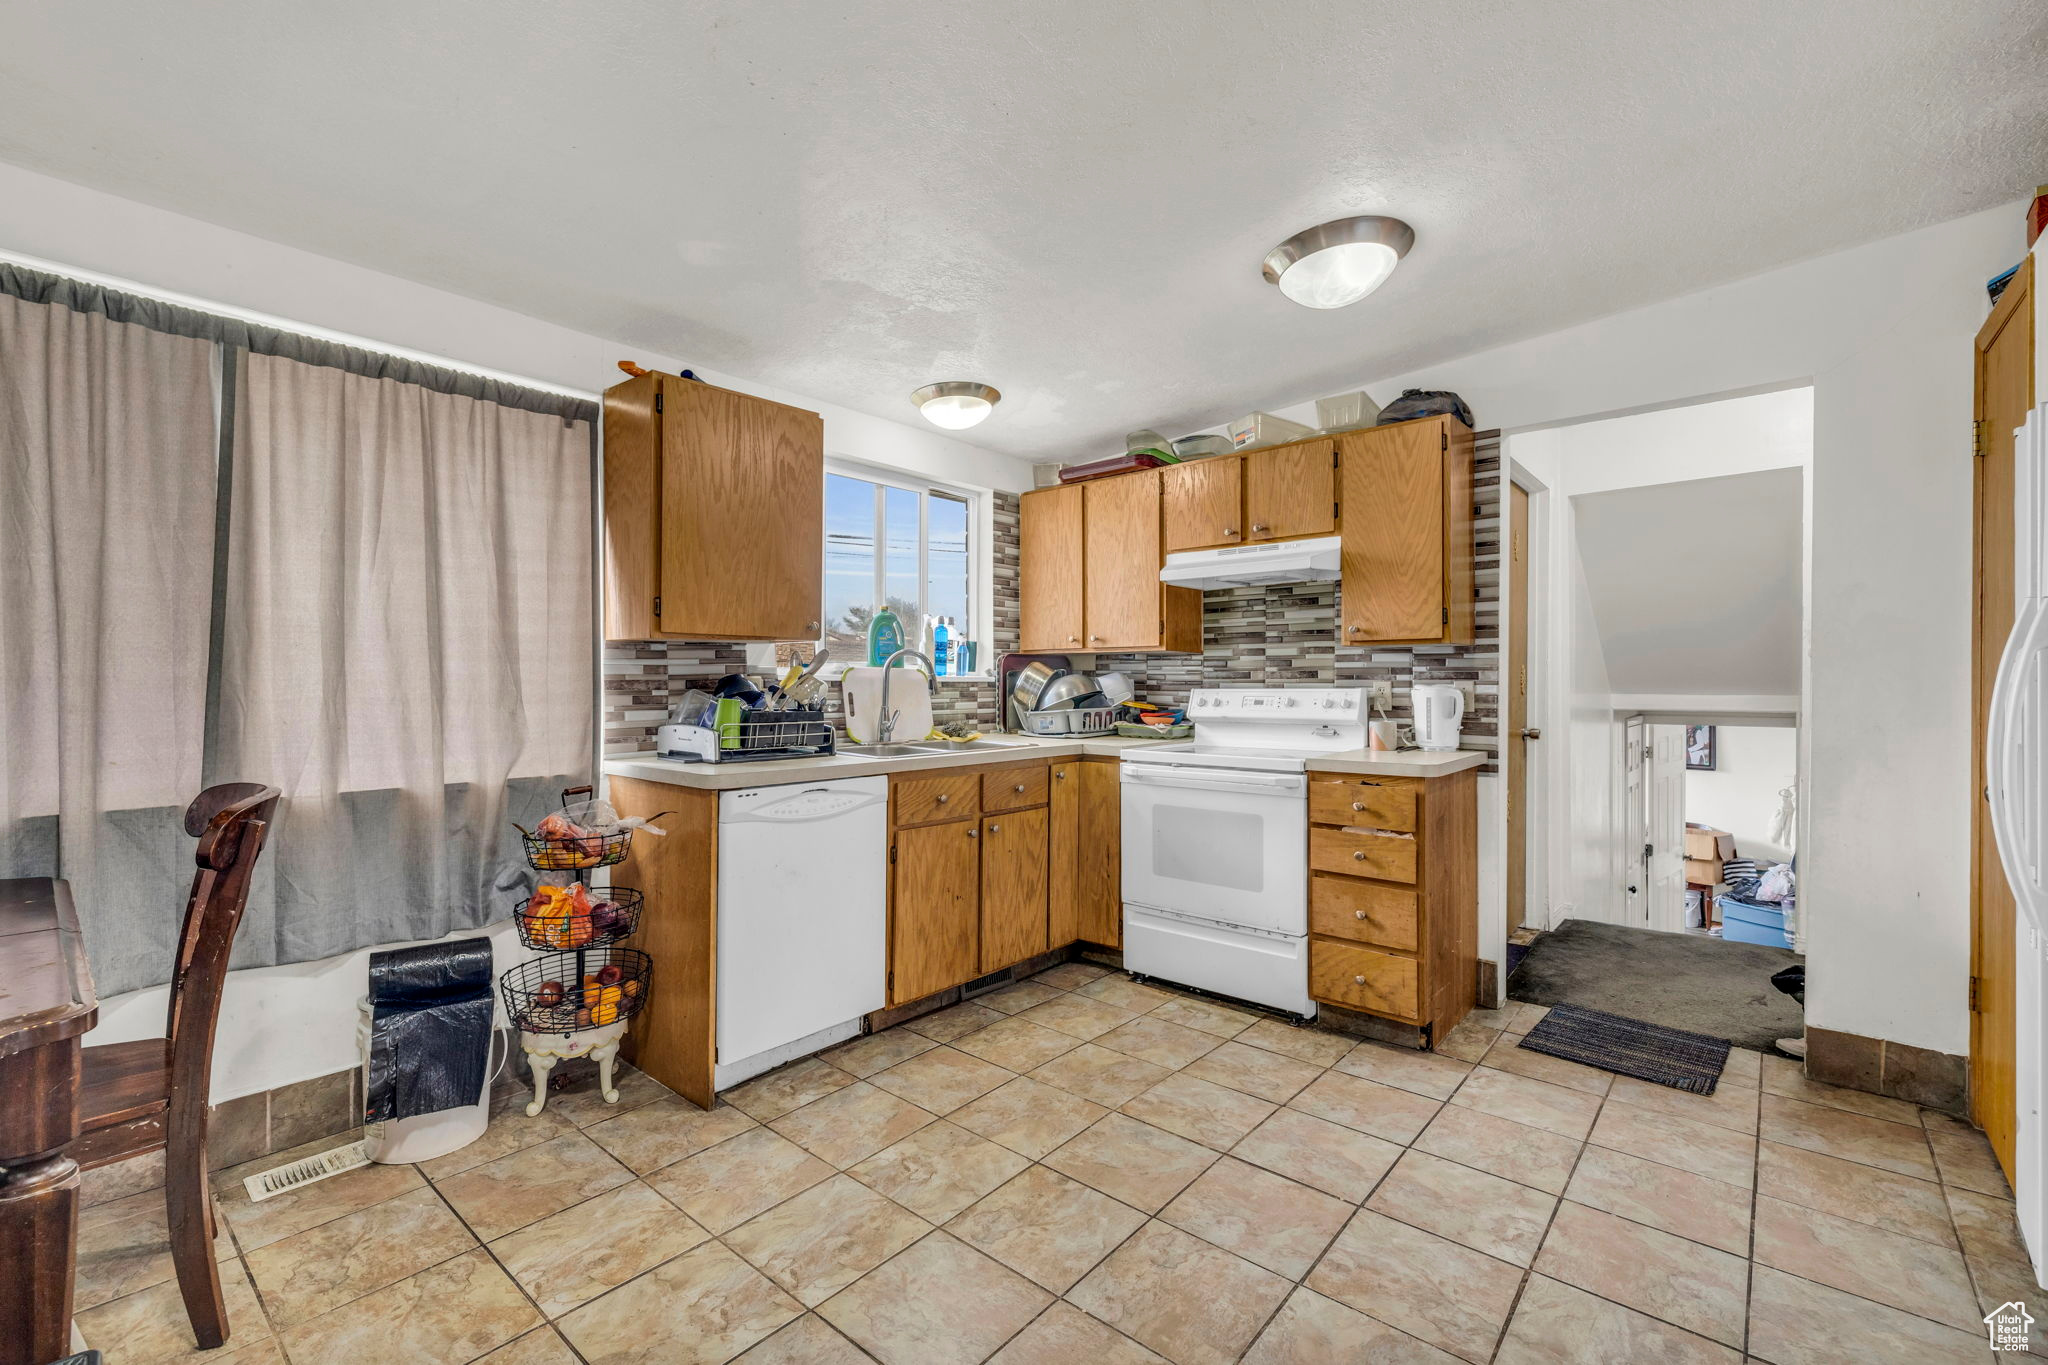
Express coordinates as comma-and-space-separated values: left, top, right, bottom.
1376, 388, 1474, 428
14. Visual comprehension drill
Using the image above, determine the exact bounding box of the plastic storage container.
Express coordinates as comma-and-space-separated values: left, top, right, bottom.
1315, 391, 1380, 432
1226, 411, 1316, 451
1717, 896, 1792, 949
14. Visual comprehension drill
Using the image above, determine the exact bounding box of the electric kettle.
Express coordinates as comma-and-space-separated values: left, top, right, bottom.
1412, 684, 1464, 752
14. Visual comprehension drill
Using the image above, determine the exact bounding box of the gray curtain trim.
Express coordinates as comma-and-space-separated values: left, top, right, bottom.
0, 261, 597, 424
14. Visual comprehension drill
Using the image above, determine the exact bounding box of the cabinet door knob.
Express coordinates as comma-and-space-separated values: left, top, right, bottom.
1013, 783, 1026, 793
1352, 850, 1366, 861
1223, 527, 1237, 537
989, 823, 1000, 833
1069, 636, 1080, 643
1353, 974, 1366, 985
1348, 625, 1363, 634
1251, 523, 1268, 534
1089, 635, 1102, 643
1055, 770, 1067, 780
1355, 909, 1367, 920
967, 828, 978, 839
1351, 801, 1365, 811
935, 794, 949, 804
807, 621, 819, 632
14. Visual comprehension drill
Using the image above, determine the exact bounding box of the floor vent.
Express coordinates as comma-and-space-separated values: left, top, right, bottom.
241, 1139, 371, 1202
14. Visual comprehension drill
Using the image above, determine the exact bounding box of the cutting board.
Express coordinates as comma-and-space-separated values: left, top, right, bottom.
840, 665, 935, 745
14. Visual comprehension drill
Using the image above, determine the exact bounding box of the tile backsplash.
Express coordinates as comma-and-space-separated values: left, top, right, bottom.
604, 434, 1498, 771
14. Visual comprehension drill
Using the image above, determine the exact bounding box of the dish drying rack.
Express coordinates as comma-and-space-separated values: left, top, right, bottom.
1018, 706, 1117, 737
658, 706, 837, 763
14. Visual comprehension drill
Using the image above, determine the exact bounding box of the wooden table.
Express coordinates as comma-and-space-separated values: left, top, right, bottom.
0, 878, 99, 1365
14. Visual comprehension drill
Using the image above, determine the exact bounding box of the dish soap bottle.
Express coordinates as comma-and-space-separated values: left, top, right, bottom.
933, 617, 951, 677
867, 606, 905, 667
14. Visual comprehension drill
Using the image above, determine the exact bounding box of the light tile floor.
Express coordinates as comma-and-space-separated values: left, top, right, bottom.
79, 964, 2031, 1364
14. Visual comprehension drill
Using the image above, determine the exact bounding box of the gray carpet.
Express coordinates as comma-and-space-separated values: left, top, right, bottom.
1507, 919, 1802, 1052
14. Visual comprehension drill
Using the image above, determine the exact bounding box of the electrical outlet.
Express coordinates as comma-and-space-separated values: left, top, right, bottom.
1364, 682, 1393, 713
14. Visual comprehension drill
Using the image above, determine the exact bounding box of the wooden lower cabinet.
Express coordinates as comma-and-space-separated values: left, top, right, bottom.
1074, 758, 1123, 946
1305, 767, 1477, 1042
981, 807, 1049, 971
889, 755, 1121, 1006
889, 819, 981, 1005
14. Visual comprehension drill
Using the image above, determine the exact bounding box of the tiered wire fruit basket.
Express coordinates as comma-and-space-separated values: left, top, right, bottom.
500, 785, 654, 1116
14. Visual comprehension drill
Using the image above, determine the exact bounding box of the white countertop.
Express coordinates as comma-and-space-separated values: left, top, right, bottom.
602, 734, 1487, 789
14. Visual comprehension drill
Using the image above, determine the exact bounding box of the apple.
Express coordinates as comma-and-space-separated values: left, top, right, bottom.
535, 981, 564, 1008
595, 963, 624, 987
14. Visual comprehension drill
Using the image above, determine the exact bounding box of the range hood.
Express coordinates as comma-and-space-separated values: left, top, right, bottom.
1159, 535, 1342, 589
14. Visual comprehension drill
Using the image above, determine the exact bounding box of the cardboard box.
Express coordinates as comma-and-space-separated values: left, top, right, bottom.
1684, 827, 1735, 861
1684, 857, 1725, 887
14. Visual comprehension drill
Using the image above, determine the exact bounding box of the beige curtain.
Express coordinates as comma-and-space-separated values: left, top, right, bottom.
216, 352, 593, 969
0, 295, 220, 993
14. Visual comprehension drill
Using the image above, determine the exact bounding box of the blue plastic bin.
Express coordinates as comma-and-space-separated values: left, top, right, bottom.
1718, 895, 1791, 949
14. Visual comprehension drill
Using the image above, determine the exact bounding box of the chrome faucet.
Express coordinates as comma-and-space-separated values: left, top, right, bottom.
877, 649, 937, 745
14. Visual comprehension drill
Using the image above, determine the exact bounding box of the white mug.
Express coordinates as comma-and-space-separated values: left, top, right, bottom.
1369, 719, 1402, 751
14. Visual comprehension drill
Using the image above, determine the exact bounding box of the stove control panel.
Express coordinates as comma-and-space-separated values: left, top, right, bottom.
1186, 687, 1368, 720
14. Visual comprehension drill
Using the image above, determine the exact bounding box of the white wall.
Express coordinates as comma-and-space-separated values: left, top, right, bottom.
0, 159, 1038, 1101
1379, 204, 2020, 1056
1685, 725, 1799, 864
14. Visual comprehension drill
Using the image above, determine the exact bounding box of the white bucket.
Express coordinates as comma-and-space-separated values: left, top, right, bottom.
356, 996, 508, 1165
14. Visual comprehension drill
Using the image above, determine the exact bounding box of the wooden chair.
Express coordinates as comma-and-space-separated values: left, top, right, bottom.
68, 783, 281, 1350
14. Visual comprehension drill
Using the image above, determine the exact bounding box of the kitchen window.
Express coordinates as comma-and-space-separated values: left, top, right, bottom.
820, 461, 979, 669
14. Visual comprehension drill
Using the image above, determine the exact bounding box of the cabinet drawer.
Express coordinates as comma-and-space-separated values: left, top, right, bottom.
1310, 876, 1418, 952
983, 764, 1050, 813
1310, 826, 1418, 884
1311, 940, 1421, 1020
1309, 780, 1416, 832
895, 772, 981, 826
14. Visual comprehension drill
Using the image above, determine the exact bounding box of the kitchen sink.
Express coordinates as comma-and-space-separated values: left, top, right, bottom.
849, 743, 938, 758
902, 739, 1033, 753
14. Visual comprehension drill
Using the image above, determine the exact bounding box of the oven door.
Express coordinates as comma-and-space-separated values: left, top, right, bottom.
1119, 761, 1308, 934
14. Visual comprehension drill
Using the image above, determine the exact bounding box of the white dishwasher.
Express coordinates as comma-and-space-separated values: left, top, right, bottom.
715, 776, 888, 1089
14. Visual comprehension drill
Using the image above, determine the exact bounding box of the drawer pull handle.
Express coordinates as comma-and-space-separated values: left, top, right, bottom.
1352, 851, 1366, 861
1013, 783, 1026, 793
1353, 974, 1366, 985
1351, 801, 1366, 811
1355, 910, 1367, 920
936, 794, 949, 804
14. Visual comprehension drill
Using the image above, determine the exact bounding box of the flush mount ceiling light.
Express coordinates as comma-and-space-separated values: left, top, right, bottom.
1261, 215, 1415, 309
912, 381, 1001, 430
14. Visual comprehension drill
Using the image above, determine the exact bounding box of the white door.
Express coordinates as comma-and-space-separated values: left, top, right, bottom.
1648, 724, 1688, 932
1120, 762, 1308, 933
1622, 715, 1647, 925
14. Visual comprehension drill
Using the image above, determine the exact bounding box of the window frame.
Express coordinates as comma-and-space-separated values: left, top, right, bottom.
820, 456, 989, 677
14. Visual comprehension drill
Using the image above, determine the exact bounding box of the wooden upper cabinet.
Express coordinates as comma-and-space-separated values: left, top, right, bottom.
1020, 484, 1085, 652
890, 819, 980, 1005
1162, 457, 1244, 552
1338, 416, 1474, 646
1246, 439, 1337, 542
602, 372, 823, 642
1083, 472, 1202, 651
1021, 470, 1199, 655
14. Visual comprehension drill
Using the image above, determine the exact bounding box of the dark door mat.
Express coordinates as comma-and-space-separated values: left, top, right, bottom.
1519, 1003, 1731, 1094
1509, 917, 1801, 1051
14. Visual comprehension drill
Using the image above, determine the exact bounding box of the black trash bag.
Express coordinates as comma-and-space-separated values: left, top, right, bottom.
1376, 388, 1475, 428
363, 937, 495, 1123
1770, 964, 1805, 1004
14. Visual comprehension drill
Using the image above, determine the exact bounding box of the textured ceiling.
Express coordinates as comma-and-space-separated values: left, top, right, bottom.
1574, 469, 1804, 697
2, 1, 2042, 459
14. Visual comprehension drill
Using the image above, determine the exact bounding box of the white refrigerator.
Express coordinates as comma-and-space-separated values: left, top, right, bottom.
1988, 400, 2048, 1287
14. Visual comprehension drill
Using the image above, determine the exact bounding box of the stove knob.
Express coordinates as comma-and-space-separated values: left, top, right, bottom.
1283, 697, 1298, 708
1319, 698, 1338, 710
1339, 697, 1356, 709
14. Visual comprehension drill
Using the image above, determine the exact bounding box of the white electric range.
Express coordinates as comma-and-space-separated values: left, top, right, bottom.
1120, 686, 1369, 1018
